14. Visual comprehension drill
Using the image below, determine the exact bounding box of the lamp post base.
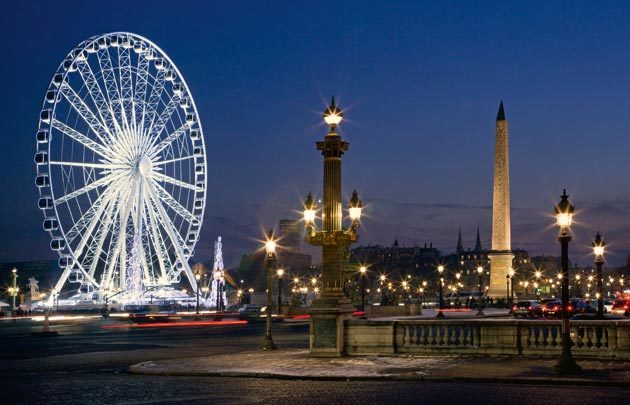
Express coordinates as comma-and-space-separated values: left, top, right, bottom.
554, 354, 582, 374
554, 339, 582, 374
262, 334, 277, 351
436, 310, 445, 318
308, 296, 354, 357
475, 309, 485, 317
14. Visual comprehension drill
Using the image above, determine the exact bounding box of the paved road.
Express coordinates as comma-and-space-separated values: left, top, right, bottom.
0, 318, 628, 404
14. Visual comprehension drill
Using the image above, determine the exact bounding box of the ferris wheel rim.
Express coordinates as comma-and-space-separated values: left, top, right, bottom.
35, 32, 207, 296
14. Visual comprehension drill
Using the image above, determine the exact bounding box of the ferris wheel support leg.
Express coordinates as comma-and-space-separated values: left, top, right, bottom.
52, 266, 73, 299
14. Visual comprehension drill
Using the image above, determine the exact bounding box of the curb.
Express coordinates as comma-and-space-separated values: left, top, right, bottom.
128, 363, 630, 387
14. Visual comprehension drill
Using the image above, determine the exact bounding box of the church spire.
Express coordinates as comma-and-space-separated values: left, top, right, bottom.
456, 226, 464, 253
474, 226, 483, 251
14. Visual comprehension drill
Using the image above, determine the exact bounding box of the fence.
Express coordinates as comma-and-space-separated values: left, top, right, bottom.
345, 319, 630, 359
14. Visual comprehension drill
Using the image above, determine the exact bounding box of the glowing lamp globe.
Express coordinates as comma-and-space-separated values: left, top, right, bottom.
348, 190, 363, 221
323, 96, 343, 127
554, 189, 575, 229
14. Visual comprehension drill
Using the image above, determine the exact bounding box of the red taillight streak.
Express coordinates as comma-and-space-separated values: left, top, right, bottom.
101, 320, 247, 329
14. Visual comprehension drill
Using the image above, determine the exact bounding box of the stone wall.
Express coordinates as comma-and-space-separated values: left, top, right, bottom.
345, 319, 630, 359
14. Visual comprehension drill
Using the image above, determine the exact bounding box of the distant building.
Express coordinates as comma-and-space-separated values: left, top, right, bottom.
350, 239, 441, 278
279, 219, 301, 253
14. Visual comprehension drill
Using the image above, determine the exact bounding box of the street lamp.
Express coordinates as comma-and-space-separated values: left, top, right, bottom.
508, 268, 515, 308
592, 232, 605, 319
263, 229, 278, 350
302, 98, 363, 355
276, 268, 285, 315
436, 265, 445, 318
194, 268, 201, 318
476, 266, 485, 317
9, 268, 18, 315
359, 266, 367, 312
554, 190, 581, 374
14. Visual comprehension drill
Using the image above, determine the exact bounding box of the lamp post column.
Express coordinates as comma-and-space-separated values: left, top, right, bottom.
263, 229, 277, 350
436, 266, 445, 318
554, 190, 581, 374
593, 232, 605, 319
305, 98, 360, 357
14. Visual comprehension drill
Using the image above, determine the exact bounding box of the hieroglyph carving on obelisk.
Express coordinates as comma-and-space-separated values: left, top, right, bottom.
488, 101, 514, 298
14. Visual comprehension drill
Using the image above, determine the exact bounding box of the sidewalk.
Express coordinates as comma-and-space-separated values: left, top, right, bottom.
130, 349, 630, 386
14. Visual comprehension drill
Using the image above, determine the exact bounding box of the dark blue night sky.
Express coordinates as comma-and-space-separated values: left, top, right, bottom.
2, 1, 630, 267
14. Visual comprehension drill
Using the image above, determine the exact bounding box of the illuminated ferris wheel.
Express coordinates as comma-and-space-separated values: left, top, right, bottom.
34, 32, 207, 301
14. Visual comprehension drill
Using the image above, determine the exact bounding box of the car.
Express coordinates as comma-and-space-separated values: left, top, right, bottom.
604, 300, 614, 313
611, 299, 630, 317
572, 299, 596, 314
512, 300, 542, 318
542, 300, 579, 318
237, 304, 262, 320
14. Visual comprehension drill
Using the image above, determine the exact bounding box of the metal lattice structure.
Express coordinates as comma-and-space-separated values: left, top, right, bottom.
34, 32, 207, 302
210, 236, 227, 308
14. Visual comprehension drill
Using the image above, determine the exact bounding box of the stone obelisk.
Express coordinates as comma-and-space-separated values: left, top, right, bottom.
487, 101, 514, 299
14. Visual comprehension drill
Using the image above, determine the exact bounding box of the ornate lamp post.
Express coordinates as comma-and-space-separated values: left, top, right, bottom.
554, 190, 581, 374
507, 268, 515, 309
359, 266, 367, 312
9, 268, 18, 315
436, 265, 445, 318
303, 98, 363, 356
194, 268, 201, 317
476, 265, 485, 317
263, 229, 278, 350
277, 268, 285, 315
592, 232, 605, 319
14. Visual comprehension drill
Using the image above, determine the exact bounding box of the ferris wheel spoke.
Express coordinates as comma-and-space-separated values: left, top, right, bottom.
118, 45, 134, 128
133, 51, 150, 136
149, 180, 196, 223
66, 183, 118, 244
141, 69, 166, 140
86, 185, 126, 279
96, 46, 131, 137
146, 184, 195, 287
148, 122, 190, 158
143, 188, 171, 282
51, 119, 113, 160
152, 155, 195, 166
101, 182, 135, 289
49, 160, 126, 170
151, 171, 202, 192
144, 92, 181, 152
54, 171, 120, 206
59, 82, 114, 147
75, 57, 122, 139
74, 188, 116, 260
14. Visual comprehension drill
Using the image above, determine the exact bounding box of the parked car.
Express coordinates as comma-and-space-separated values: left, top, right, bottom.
604, 300, 614, 314
512, 300, 542, 318
611, 299, 630, 317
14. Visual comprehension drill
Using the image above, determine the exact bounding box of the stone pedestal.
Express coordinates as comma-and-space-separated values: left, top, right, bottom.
488, 251, 514, 299
309, 297, 354, 357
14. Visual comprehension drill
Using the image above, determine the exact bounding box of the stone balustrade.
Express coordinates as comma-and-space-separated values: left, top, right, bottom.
345, 319, 630, 359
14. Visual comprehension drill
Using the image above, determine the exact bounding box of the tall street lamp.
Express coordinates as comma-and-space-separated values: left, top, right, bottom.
302, 98, 363, 356
277, 268, 285, 315
359, 266, 367, 312
263, 229, 278, 350
476, 265, 485, 317
554, 190, 581, 374
436, 265, 445, 318
508, 268, 515, 309
592, 232, 605, 319
10, 268, 18, 315
194, 268, 201, 318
